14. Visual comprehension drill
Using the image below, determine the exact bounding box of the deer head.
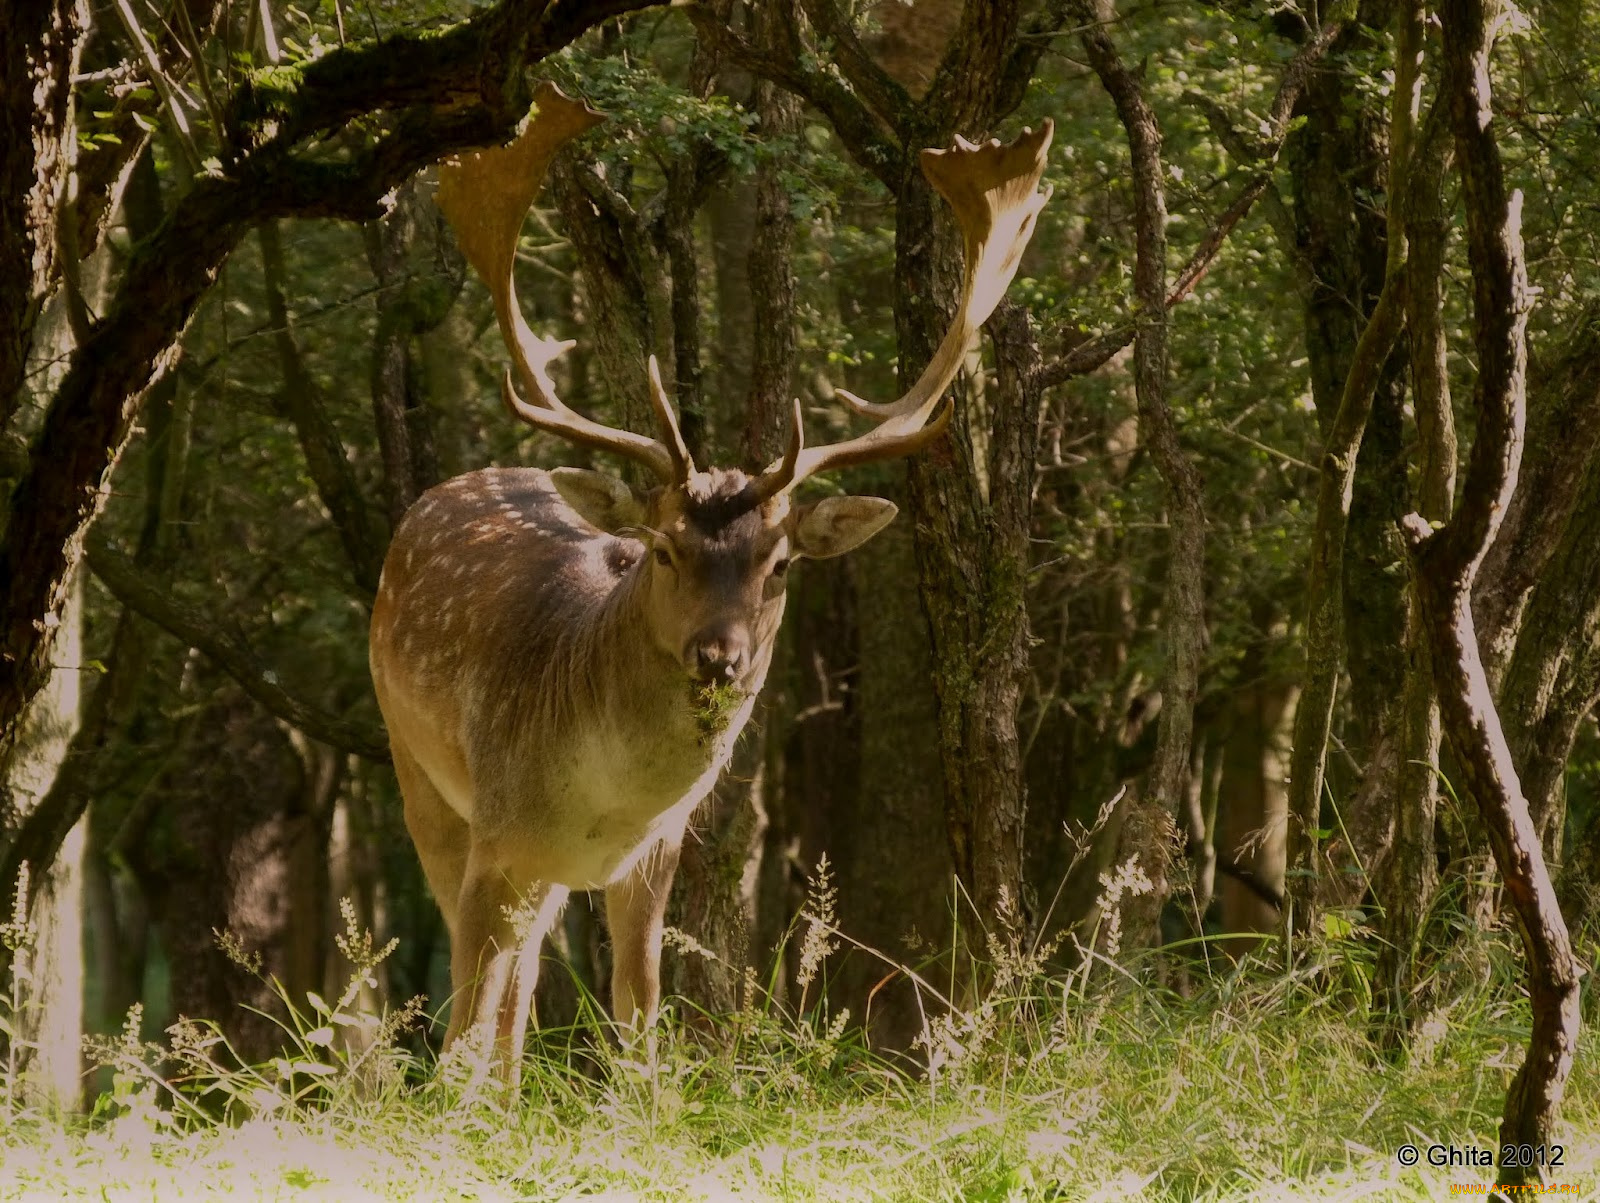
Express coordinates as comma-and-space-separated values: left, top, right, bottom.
436, 83, 1052, 692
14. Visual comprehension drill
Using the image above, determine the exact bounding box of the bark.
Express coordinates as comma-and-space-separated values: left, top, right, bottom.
741, 80, 799, 466
1476, 303, 1600, 687
1498, 459, 1600, 851
899, 172, 1037, 931
1377, 95, 1454, 1034
0, 0, 655, 770
0, 0, 87, 431
1073, 0, 1207, 952
132, 688, 322, 1063
659, 164, 713, 461
2, 571, 85, 1110
549, 155, 662, 440
1217, 647, 1297, 950
671, 5, 800, 1014
1283, 5, 1418, 933
1556, 814, 1600, 954
1402, 0, 1579, 1174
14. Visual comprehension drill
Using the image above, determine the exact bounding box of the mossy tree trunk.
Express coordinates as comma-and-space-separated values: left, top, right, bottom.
1282, 2, 1416, 935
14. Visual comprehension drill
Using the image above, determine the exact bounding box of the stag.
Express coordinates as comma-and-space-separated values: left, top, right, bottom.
369, 84, 1050, 1071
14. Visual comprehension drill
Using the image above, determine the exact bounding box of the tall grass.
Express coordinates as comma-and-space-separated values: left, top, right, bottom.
0, 863, 1594, 1202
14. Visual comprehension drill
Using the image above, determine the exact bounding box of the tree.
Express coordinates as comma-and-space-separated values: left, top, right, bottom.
1401, 0, 1581, 1176
0, 0, 655, 946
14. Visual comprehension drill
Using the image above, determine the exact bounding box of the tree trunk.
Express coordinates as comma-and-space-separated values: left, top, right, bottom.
1475, 303, 1600, 686
1376, 93, 1454, 1039
1404, 2, 1580, 1176
1074, 0, 1207, 953
3, 571, 85, 1111
898, 172, 1032, 950
669, 21, 798, 1015
1498, 457, 1600, 852
134, 688, 323, 1063
365, 186, 445, 531
1217, 664, 1296, 952
0, 0, 87, 431
1283, 5, 1417, 934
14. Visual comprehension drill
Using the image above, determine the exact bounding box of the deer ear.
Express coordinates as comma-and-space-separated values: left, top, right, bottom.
790, 496, 899, 560
549, 468, 649, 533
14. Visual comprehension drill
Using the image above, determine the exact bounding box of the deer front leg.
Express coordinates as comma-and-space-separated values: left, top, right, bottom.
446, 848, 567, 1085
604, 837, 682, 1034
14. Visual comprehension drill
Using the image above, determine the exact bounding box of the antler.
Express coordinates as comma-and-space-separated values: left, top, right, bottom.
437, 83, 693, 485
747, 122, 1053, 505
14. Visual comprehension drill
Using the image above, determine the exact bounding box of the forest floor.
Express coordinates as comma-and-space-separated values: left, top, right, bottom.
2, 926, 1597, 1201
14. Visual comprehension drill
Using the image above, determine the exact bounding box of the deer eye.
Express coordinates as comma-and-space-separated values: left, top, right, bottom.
771, 557, 791, 578
653, 546, 673, 568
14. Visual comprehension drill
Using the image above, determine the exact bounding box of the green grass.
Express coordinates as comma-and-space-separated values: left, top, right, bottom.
4, 886, 1598, 1201
2, 924, 1596, 1202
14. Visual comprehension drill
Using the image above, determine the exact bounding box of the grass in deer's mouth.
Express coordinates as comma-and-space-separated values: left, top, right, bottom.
691, 679, 742, 743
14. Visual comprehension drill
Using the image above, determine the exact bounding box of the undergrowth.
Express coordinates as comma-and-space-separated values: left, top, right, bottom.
0, 861, 1595, 1202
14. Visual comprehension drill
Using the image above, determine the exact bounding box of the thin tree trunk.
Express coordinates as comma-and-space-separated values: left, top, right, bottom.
1283, 7, 1419, 936
365, 186, 443, 530
1403, 1, 1579, 1175
1376, 90, 1454, 1039
4, 570, 85, 1111
1074, 0, 1207, 951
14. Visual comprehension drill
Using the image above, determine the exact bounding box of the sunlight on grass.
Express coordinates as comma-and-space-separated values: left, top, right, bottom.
2, 887, 1596, 1200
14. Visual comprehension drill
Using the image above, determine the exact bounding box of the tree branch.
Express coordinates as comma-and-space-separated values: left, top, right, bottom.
1042, 23, 1343, 388
681, 3, 901, 188
85, 538, 389, 760
795, 0, 912, 129
258, 220, 386, 597
0, 0, 654, 761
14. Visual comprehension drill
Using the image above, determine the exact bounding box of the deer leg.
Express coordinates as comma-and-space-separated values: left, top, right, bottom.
604, 837, 683, 1034
394, 744, 469, 936
445, 852, 566, 1073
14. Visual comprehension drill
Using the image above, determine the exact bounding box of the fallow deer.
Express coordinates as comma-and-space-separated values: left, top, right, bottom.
368, 83, 1050, 1073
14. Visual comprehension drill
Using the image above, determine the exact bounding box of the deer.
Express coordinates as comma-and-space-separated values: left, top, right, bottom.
368, 83, 1051, 1077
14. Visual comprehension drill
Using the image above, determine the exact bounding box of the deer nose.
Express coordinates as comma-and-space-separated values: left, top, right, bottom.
691, 636, 748, 685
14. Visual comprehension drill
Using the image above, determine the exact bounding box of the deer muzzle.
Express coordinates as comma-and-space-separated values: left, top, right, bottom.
687, 628, 751, 686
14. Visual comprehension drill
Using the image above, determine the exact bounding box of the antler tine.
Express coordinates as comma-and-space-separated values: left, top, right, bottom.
751, 122, 1052, 496
743, 397, 806, 507
647, 356, 695, 481
437, 82, 679, 484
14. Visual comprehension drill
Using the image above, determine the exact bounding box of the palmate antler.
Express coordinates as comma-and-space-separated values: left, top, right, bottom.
438, 84, 1052, 496
745, 122, 1055, 504
436, 83, 693, 485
